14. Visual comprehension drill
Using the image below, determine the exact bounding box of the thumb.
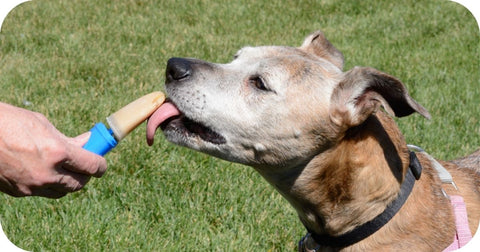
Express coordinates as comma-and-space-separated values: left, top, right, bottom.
69, 132, 92, 147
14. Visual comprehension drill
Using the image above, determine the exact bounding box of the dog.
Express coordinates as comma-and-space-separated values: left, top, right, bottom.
146, 30, 480, 251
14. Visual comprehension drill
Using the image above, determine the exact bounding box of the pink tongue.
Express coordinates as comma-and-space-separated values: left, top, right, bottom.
146, 102, 181, 146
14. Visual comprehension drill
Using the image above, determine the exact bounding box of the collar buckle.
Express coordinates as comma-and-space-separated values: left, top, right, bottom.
407, 144, 459, 197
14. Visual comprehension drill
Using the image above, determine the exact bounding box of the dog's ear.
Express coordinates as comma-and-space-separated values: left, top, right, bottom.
299, 30, 344, 70
330, 67, 431, 128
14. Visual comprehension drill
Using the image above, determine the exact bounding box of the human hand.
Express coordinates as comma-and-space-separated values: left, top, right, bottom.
0, 102, 107, 198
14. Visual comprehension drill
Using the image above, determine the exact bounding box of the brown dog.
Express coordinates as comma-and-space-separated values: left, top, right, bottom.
146, 30, 480, 251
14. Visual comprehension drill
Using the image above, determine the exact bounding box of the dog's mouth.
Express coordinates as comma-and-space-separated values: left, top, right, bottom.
146, 101, 226, 146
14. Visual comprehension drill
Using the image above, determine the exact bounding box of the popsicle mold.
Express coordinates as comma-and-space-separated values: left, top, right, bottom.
83, 91, 165, 156
83, 123, 118, 156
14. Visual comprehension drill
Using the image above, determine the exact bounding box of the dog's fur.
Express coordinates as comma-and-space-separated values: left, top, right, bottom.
158, 31, 480, 251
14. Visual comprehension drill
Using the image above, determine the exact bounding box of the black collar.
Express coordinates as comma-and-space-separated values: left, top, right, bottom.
306, 151, 422, 248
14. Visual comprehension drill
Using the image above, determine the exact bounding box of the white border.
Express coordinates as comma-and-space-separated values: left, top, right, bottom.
0, 0, 478, 251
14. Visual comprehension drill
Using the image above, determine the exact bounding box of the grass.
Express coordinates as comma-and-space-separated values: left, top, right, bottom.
0, 0, 478, 251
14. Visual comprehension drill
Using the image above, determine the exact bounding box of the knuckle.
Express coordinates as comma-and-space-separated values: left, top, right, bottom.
59, 174, 88, 192
43, 140, 68, 163
68, 178, 87, 192
71, 181, 85, 192
83, 157, 107, 177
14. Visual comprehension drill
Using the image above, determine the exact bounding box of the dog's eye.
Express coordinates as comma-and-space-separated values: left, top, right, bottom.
249, 76, 269, 91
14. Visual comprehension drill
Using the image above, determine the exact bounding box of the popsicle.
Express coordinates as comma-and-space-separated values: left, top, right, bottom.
83, 91, 165, 156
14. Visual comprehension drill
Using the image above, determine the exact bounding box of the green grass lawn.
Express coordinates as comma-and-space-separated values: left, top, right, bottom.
0, 0, 478, 251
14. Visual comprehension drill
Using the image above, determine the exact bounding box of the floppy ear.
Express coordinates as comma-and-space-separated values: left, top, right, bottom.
330, 67, 431, 128
299, 30, 344, 70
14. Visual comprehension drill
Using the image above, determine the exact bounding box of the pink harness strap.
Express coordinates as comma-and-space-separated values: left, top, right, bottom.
443, 195, 473, 251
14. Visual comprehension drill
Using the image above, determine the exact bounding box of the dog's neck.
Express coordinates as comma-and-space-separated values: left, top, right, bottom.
257, 112, 411, 236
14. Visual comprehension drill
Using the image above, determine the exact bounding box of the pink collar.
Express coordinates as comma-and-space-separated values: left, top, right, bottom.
443, 195, 473, 251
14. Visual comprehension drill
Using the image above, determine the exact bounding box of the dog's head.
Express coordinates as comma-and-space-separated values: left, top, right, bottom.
146, 30, 430, 171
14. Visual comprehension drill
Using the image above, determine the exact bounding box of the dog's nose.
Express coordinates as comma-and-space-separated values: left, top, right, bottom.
166, 57, 192, 81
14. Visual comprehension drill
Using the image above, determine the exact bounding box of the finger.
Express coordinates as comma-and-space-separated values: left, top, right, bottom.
50, 171, 91, 192
63, 145, 107, 177
68, 132, 92, 147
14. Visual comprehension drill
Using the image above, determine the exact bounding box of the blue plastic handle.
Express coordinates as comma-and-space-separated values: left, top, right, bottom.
83, 123, 118, 156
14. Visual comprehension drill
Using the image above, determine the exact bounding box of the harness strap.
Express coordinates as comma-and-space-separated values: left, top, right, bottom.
443, 196, 473, 251
408, 145, 473, 251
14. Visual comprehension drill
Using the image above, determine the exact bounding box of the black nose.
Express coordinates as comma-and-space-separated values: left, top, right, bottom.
166, 57, 192, 81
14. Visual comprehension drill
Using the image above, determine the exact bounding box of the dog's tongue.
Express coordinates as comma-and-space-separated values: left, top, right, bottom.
146, 102, 180, 146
